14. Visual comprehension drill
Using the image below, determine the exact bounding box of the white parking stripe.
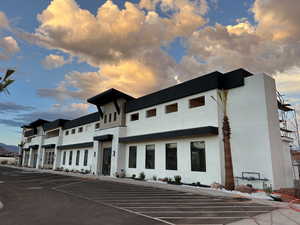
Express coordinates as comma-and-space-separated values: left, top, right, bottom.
124, 205, 269, 209
157, 216, 250, 219
114, 202, 256, 205
138, 211, 270, 213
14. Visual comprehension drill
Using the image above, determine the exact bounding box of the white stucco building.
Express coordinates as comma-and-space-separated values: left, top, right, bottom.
19, 69, 296, 190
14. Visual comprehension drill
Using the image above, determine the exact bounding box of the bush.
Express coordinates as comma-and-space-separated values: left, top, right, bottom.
152, 175, 157, 181
132, 174, 136, 179
119, 170, 126, 178
65, 169, 69, 172
0, 160, 8, 165
174, 175, 182, 185
139, 172, 145, 180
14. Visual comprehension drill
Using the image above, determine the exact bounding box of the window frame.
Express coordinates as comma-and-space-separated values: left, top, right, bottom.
78, 127, 83, 133
146, 108, 156, 118
109, 113, 112, 122
114, 112, 117, 121
69, 151, 73, 165
65, 130, 69, 136
128, 146, 137, 168
76, 150, 80, 166
83, 150, 88, 166
166, 143, 177, 170
104, 114, 107, 123
71, 129, 76, 134
165, 103, 178, 114
130, 113, 139, 121
189, 96, 205, 108
190, 141, 206, 172
95, 123, 100, 129
145, 144, 155, 169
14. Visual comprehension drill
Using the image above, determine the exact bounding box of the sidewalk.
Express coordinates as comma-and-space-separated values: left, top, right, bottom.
4, 165, 300, 224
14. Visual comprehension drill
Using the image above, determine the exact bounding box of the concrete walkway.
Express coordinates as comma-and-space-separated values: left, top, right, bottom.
4, 165, 300, 225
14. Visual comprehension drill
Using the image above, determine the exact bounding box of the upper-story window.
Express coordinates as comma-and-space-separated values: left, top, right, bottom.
189, 96, 205, 108
65, 130, 69, 136
78, 127, 83, 133
130, 113, 139, 121
114, 112, 117, 121
146, 108, 156, 118
95, 123, 100, 129
104, 114, 107, 123
109, 113, 112, 123
165, 103, 178, 114
71, 129, 76, 134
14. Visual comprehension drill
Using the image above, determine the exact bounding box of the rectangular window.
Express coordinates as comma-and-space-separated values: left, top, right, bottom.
114, 112, 117, 121
128, 146, 137, 168
95, 123, 100, 129
71, 129, 76, 134
78, 127, 83, 133
166, 143, 177, 170
65, 130, 69, 136
62, 151, 66, 165
146, 108, 156, 118
69, 151, 73, 165
84, 150, 88, 166
189, 96, 205, 108
145, 145, 155, 169
165, 103, 178, 113
191, 141, 206, 172
130, 113, 139, 121
76, 150, 80, 166
104, 114, 107, 123
109, 113, 112, 122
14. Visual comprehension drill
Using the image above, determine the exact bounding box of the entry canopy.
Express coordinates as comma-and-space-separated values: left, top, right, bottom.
87, 88, 134, 106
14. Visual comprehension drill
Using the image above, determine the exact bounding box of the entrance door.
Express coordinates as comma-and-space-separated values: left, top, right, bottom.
102, 148, 112, 175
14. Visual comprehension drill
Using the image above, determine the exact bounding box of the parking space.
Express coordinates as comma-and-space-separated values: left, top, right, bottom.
54, 179, 276, 225
0, 166, 276, 225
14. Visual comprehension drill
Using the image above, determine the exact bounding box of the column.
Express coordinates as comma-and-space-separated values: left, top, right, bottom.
28, 148, 33, 167
36, 146, 42, 169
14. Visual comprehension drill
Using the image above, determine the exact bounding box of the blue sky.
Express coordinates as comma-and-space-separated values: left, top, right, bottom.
0, 0, 299, 145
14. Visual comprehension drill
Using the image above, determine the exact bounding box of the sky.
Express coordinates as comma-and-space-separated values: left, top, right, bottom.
0, 0, 299, 145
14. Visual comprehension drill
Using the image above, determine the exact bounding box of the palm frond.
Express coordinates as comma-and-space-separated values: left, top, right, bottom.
3, 69, 15, 81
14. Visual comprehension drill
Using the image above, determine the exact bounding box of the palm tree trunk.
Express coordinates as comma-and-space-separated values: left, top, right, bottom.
223, 115, 235, 190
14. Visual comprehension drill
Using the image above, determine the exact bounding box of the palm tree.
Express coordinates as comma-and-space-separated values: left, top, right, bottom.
213, 90, 235, 190
0, 69, 15, 94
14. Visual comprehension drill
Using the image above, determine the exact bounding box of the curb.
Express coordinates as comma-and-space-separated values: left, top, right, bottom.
0, 201, 3, 210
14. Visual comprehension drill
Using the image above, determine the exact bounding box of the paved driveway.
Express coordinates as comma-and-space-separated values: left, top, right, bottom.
0, 166, 276, 225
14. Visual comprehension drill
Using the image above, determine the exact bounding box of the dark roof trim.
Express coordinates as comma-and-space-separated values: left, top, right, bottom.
87, 88, 135, 106
126, 68, 253, 113
22, 148, 30, 151
43, 119, 69, 131
24, 129, 36, 137
29, 145, 39, 149
57, 142, 94, 150
119, 126, 218, 143
24, 119, 49, 128
63, 112, 100, 130
42, 144, 56, 149
94, 134, 113, 141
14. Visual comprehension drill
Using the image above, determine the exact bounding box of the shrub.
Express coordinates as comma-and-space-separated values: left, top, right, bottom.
174, 175, 182, 185
65, 169, 69, 172
139, 172, 145, 180
152, 175, 157, 181
162, 177, 169, 182
196, 182, 201, 186
0, 160, 8, 165
132, 174, 136, 179
115, 172, 120, 178
119, 169, 126, 178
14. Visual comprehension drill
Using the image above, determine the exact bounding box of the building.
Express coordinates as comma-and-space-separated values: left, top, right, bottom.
19, 69, 296, 190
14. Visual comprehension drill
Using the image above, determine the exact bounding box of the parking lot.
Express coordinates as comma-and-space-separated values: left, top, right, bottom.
0, 166, 276, 225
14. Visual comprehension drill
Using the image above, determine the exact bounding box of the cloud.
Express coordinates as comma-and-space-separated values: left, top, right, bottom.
0, 36, 20, 60
42, 54, 71, 69
0, 103, 90, 127
274, 68, 300, 95
0, 102, 34, 113
0, 11, 10, 29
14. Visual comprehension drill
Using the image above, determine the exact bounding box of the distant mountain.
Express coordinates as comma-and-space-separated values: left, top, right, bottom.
0, 143, 18, 153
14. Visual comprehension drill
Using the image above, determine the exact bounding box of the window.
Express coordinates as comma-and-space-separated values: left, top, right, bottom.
76, 150, 80, 166
62, 151, 66, 165
130, 113, 139, 121
104, 114, 107, 123
145, 145, 155, 169
78, 127, 83, 133
109, 113, 112, 122
114, 112, 117, 121
95, 123, 100, 129
84, 150, 88, 166
146, 108, 156, 118
165, 103, 178, 113
128, 146, 137, 168
191, 141, 206, 172
65, 130, 69, 136
166, 143, 177, 170
69, 151, 73, 165
71, 129, 76, 134
189, 96, 205, 108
